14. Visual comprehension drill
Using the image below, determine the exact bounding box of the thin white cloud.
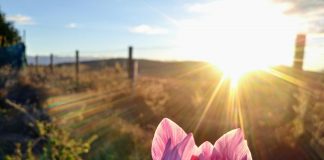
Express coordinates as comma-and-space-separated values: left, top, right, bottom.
129, 24, 168, 35
272, 0, 324, 34
186, 2, 217, 13
6, 14, 34, 25
65, 23, 78, 29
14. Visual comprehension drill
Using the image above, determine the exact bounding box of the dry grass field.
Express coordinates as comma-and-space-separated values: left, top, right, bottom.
1, 59, 323, 160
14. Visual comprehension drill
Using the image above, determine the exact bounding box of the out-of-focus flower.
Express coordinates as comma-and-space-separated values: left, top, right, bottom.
152, 118, 252, 160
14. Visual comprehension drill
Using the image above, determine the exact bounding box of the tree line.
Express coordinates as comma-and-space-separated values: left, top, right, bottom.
0, 8, 21, 47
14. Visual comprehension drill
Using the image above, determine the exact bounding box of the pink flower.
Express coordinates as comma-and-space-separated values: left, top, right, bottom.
152, 118, 252, 160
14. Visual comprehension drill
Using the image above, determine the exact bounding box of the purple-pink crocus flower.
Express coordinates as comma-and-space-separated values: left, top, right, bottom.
152, 118, 252, 160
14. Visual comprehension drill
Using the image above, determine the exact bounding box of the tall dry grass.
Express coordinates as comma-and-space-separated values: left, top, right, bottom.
1, 63, 323, 160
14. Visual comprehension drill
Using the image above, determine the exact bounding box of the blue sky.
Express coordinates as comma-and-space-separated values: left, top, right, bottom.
1, 0, 187, 56
1, 0, 324, 71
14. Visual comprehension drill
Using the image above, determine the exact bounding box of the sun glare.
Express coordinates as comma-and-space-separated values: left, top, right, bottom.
175, 0, 303, 87
212, 58, 265, 89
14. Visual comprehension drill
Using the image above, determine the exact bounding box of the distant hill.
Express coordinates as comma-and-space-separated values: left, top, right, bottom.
273, 65, 324, 89
26, 56, 219, 77
26, 56, 100, 65
27, 56, 323, 79
59, 58, 219, 78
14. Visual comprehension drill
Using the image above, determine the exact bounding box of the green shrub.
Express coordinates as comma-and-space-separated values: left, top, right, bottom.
2, 101, 96, 160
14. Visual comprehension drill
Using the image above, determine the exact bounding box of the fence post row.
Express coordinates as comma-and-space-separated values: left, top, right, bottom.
76, 50, 79, 89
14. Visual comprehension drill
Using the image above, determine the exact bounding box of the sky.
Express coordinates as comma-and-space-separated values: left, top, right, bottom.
1, 0, 324, 71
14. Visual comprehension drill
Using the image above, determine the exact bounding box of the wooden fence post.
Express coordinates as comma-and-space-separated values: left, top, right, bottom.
50, 53, 54, 73
76, 50, 79, 89
128, 46, 139, 94
294, 34, 306, 70
128, 46, 134, 80
35, 55, 38, 73
134, 60, 138, 79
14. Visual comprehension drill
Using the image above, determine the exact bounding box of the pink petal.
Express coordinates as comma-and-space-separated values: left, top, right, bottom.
190, 145, 199, 160
198, 141, 216, 160
190, 156, 199, 160
152, 118, 188, 160
163, 133, 196, 160
214, 129, 252, 160
235, 140, 252, 160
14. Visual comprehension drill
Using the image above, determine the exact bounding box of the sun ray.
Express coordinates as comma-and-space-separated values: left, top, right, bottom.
177, 63, 212, 78
236, 88, 245, 132
227, 78, 236, 128
194, 76, 226, 133
265, 68, 307, 88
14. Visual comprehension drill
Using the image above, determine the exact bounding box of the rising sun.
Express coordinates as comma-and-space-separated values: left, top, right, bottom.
175, 0, 303, 88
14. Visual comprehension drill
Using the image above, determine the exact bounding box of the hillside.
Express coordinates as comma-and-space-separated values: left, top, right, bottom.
2, 58, 323, 159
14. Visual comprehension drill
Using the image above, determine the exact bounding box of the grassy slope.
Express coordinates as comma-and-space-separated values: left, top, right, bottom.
38, 59, 323, 160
